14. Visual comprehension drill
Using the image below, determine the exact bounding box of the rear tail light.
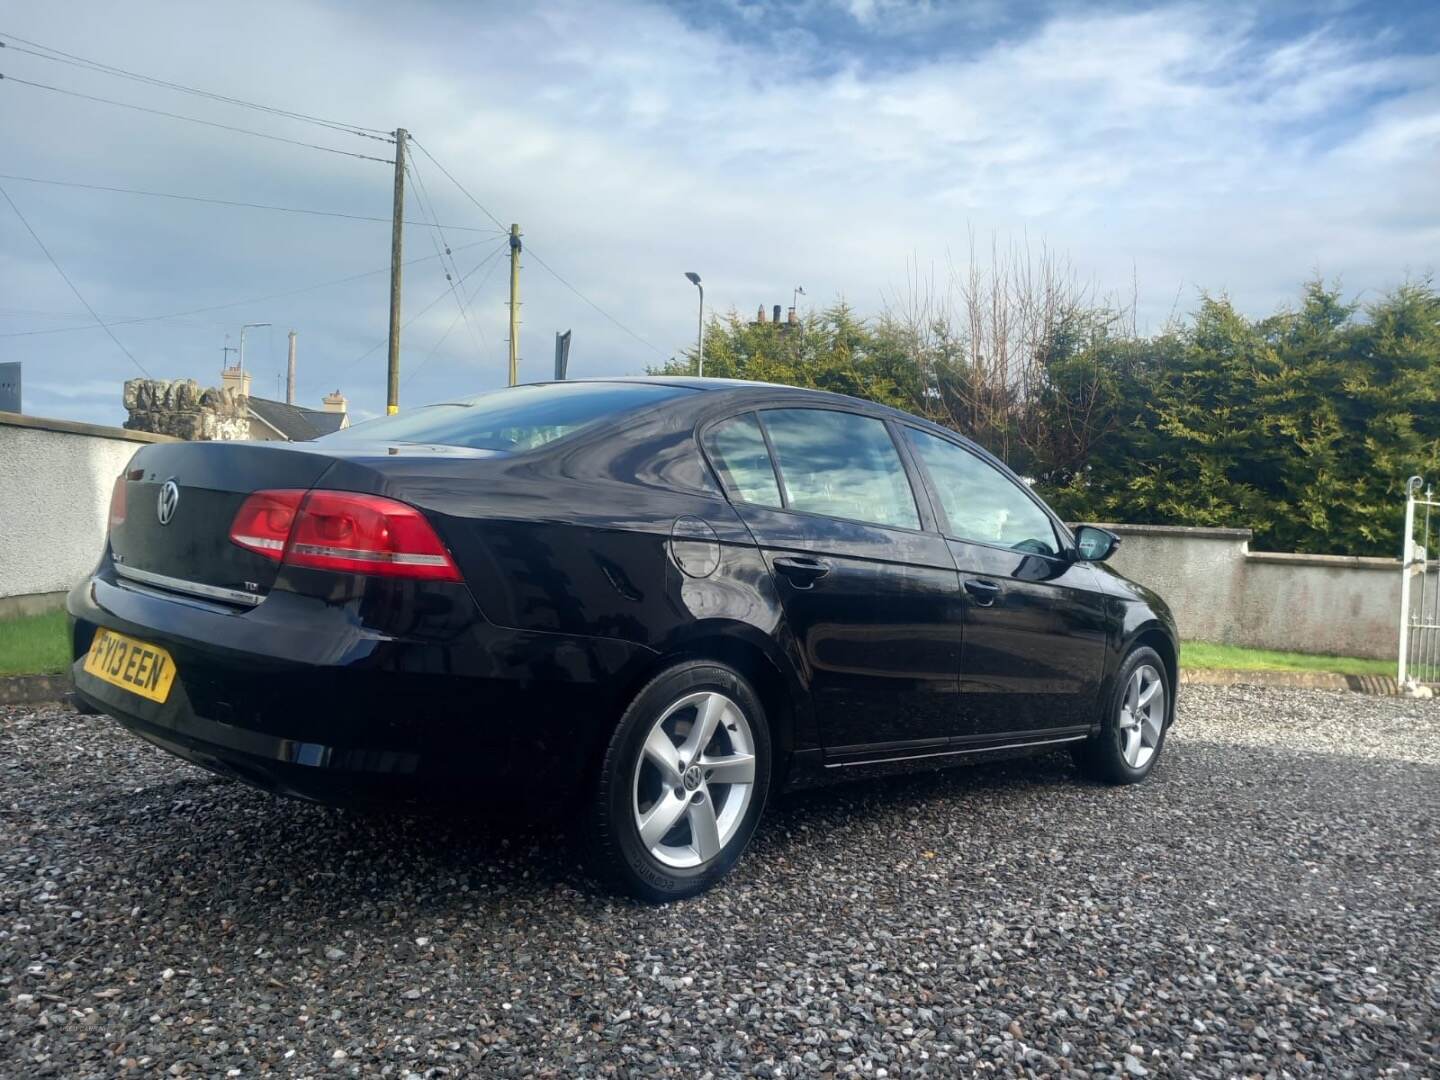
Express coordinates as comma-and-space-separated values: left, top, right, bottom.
286, 491, 461, 580
229, 490, 304, 558
228, 490, 461, 582
108, 474, 126, 529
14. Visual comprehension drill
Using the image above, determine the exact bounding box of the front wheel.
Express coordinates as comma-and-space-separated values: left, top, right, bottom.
1072, 646, 1171, 784
584, 661, 771, 902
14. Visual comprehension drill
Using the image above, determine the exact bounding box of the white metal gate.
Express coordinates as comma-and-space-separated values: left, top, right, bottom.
1399, 475, 1439, 689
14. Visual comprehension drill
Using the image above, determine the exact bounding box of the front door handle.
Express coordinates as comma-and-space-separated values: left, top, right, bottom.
963, 578, 1001, 606
773, 556, 831, 588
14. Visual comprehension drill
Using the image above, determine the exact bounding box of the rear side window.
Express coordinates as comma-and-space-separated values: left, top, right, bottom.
762, 409, 919, 530
905, 428, 1060, 555
705, 414, 782, 506
322, 382, 697, 452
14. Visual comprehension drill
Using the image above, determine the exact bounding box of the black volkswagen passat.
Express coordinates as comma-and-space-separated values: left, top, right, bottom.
70, 378, 1177, 901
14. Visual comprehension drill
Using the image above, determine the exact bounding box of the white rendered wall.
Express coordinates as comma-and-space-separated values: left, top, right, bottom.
0, 414, 174, 609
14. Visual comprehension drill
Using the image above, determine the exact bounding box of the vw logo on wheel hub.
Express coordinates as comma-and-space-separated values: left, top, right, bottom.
682, 765, 703, 791
156, 480, 180, 526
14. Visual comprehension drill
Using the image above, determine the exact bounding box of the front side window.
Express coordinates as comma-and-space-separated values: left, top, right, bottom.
705, 413, 782, 507
906, 428, 1060, 556
761, 409, 920, 530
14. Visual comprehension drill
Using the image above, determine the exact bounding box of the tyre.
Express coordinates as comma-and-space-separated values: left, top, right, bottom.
1072, 646, 1170, 784
584, 661, 771, 902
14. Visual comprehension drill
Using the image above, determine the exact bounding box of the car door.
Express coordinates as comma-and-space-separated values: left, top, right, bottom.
703, 408, 965, 756
901, 426, 1108, 743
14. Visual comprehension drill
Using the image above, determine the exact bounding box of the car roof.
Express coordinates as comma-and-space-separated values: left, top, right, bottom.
610, 376, 978, 439
546, 375, 775, 392
541, 376, 933, 424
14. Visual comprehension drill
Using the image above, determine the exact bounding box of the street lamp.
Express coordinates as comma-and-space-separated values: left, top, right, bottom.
684, 272, 703, 377
237, 322, 271, 376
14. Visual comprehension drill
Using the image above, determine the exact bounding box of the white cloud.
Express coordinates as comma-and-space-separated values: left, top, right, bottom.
0, 0, 1435, 426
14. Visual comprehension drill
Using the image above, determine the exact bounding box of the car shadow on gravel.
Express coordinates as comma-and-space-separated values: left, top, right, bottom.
55, 746, 1087, 917
63, 728, 1439, 924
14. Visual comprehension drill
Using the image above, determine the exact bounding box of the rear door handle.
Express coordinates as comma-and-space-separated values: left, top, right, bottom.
963, 578, 1001, 606
773, 556, 831, 588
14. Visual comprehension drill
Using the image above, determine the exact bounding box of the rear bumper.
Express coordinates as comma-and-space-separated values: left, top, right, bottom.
76, 691, 432, 804
67, 569, 654, 804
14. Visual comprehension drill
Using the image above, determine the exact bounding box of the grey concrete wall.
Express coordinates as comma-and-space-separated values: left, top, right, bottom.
0, 412, 175, 611
1097, 523, 1403, 659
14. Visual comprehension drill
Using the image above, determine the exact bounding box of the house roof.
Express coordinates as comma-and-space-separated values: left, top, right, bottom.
247, 396, 346, 441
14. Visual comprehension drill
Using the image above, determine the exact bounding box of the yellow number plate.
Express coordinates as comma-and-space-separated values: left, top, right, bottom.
83, 629, 177, 704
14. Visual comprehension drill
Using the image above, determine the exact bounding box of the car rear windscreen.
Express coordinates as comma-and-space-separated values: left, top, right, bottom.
321, 382, 697, 452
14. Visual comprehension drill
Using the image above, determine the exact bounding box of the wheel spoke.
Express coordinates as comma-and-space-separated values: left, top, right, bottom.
687, 795, 722, 862
1137, 678, 1160, 708
681, 693, 727, 760
1141, 706, 1163, 747
1122, 725, 1141, 766
643, 726, 684, 786
1124, 675, 1141, 713
701, 751, 755, 786
638, 790, 689, 849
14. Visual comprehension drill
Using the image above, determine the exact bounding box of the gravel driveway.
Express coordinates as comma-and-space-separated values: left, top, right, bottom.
3, 685, 1438, 1078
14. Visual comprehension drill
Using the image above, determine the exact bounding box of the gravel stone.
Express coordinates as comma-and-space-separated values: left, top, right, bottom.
2, 684, 1438, 1077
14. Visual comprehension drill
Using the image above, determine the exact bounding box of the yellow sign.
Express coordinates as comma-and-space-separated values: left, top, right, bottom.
83, 629, 177, 704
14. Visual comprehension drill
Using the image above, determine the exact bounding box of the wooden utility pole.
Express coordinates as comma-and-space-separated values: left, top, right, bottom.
386, 128, 408, 414
507, 223, 522, 386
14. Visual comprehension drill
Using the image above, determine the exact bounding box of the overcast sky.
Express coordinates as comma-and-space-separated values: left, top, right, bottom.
2, 0, 1437, 426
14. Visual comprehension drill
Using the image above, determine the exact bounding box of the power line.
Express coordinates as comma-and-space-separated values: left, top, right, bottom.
0, 237, 497, 339
355, 239, 509, 368
0, 72, 395, 164
0, 183, 150, 376
405, 155, 482, 358
525, 246, 666, 358
0, 172, 506, 233
411, 138, 667, 358
404, 242, 511, 387
0, 306, 225, 324
0, 32, 391, 138
409, 139, 507, 232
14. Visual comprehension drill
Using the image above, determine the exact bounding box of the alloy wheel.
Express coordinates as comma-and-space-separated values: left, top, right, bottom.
631, 691, 757, 869
1118, 663, 1165, 769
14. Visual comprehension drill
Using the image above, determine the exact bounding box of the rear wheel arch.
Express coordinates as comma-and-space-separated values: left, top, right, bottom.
613, 624, 802, 787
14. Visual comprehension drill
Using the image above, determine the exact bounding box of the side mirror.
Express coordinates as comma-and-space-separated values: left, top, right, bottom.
1074, 525, 1120, 562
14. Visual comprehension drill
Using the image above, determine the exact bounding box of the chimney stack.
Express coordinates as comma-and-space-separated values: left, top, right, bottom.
220, 364, 252, 399
286, 330, 297, 405
322, 389, 347, 414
